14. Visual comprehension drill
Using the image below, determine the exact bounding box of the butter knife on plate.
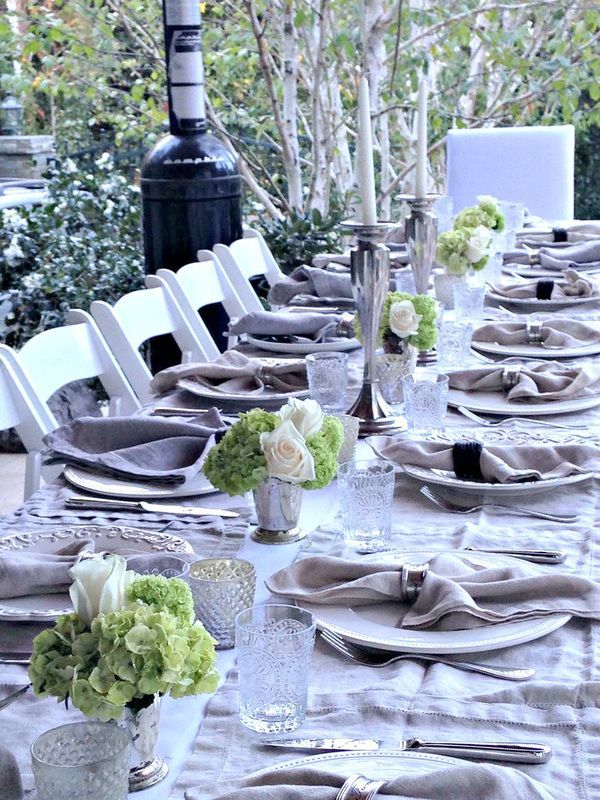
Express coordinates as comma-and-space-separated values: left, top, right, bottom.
65, 496, 239, 518
262, 738, 552, 764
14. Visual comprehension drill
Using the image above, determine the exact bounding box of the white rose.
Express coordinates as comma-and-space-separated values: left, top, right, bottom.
466, 225, 492, 263
260, 420, 316, 484
388, 300, 422, 339
277, 398, 324, 439
69, 554, 134, 626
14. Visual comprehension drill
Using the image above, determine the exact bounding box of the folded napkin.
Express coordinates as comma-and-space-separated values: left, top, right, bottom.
206, 763, 554, 800
0, 745, 23, 800
150, 351, 307, 396
43, 409, 224, 485
490, 269, 598, 299
472, 319, 600, 348
0, 540, 93, 600
267, 553, 600, 631
518, 221, 600, 246
505, 240, 600, 271
448, 360, 600, 402
229, 310, 354, 343
267, 265, 354, 306
312, 249, 410, 269
374, 438, 600, 483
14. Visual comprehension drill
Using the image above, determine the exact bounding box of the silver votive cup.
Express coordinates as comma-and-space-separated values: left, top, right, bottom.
189, 558, 256, 649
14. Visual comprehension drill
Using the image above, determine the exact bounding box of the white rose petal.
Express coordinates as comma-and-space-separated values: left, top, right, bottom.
388, 300, 422, 339
260, 420, 316, 484
69, 554, 131, 626
466, 225, 492, 263
277, 398, 324, 439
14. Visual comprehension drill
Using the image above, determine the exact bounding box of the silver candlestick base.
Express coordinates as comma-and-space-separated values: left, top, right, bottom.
398, 194, 440, 295
341, 220, 407, 437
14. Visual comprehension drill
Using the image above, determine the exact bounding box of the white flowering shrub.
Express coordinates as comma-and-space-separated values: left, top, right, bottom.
0, 155, 144, 347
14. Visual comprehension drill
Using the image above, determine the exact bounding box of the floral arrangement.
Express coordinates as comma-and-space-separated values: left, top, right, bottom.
355, 292, 438, 351
436, 195, 505, 275
29, 555, 218, 721
203, 398, 344, 496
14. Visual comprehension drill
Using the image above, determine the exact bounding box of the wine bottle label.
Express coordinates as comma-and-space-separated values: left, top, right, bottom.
164, 0, 201, 25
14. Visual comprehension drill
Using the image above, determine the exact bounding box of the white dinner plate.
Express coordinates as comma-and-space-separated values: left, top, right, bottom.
503, 264, 580, 279
246, 334, 361, 355
178, 378, 309, 407
470, 338, 600, 360
63, 465, 217, 499
365, 434, 594, 496
447, 386, 600, 417
249, 749, 463, 783
297, 550, 570, 654
0, 525, 193, 621
486, 291, 599, 313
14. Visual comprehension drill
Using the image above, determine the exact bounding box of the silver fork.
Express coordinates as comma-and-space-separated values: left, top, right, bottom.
457, 405, 587, 430
420, 485, 578, 523
319, 629, 534, 681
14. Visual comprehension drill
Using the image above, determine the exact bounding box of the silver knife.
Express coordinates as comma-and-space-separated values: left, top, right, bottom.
262, 738, 552, 764
0, 684, 31, 711
464, 547, 567, 565
65, 496, 239, 518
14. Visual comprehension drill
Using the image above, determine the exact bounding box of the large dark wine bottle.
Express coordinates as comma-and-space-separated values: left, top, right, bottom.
141, 0, 243, 370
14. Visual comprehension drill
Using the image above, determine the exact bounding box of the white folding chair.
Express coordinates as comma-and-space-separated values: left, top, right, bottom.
151, 252, 247, 353
446, 125, 575, 220
213, 227, 284, 313
0, 349, 55, 499
90, 282, 212, 403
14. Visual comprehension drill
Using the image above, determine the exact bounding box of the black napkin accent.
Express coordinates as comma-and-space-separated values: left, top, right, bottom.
452, 440, 485, 482
552, 227, 568, 242
536, 280, 554, 300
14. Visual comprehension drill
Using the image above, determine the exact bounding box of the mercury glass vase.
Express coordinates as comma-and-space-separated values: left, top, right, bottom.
124, 696, 168, 792
251, 477, 305, 544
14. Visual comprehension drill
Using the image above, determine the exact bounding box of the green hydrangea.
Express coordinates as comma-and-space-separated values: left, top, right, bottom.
454, 195, 505, 232
302, 417, 344, 489
126, 576, 194, 625
355, 292, 438, 349
436, 228, 489, 274
202, 408, 277, 495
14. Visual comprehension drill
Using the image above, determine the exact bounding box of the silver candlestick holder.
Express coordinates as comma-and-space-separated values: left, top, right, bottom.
341, 220, 407, 437
398, 193, 440, 295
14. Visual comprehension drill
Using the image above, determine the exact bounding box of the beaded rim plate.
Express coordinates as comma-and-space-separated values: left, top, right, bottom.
246, 334, 361, 355
447, 386, 600, 416
486, 291, 599, 312
0, 525, 193, 621
471, 338, 600, 360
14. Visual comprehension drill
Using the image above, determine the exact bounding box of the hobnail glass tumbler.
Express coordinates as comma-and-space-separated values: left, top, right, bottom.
337, 459, 395, 552
235, 604, 316, 734
437, 321, 474, 370
31, 721, 129, 800
402, 373, 449, 434
189, 558, 256, 649
453, 282, 486, 322
305, 352, 349, 412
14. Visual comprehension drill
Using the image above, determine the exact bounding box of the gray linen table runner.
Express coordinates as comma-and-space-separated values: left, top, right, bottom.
0, 540, 93, 599
490, 269, 597, 298
150, 351, 307, 396
267, 265, 354, 306
372, 438, 600, 482
507, 238, 600, 269
229, 310, 354, 343
472, 319, 600, 348
448, 361, 600, 401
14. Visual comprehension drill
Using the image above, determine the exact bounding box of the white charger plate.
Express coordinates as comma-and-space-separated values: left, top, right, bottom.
178, 379, 309, 407
63, 465, 217, 499
0, 525, 193, 621
246, 334, 360, 355
486, 291, 599, 313
470, 338, 600, 360
447, 386, 600, 417
297, 550, 570, 654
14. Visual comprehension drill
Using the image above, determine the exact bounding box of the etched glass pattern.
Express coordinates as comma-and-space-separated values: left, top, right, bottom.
403, 373, 449, 435
235, 605, 315, 734
189, 558, 256, 649
305, 352, 349, 412
376, 353, 416, 404
126, 553, 190, 579
437, 321, 473, 370
452, 282, 486, 322
337, 459, 395, 552
31, 722, 129, 800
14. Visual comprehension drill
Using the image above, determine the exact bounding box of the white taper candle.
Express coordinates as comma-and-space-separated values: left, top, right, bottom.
415, 77, 428, 199
356, 76, 377, 225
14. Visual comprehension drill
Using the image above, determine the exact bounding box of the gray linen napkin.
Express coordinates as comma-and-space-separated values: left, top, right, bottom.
150, 351, 307, 396
0, 540, 94, 599
472, 319, 600, 348
0, 745, 23, 800
266, 553, 600, 631
43, 409, 224, 485
229, 310, 354, 343
448, 360, 600, 401
267, 265, 354, 306
517, 222, 600, 246
201, 763, 554, 800
490, 269, 598, 298
374, 438, 600, 482
312, 249, 410, 268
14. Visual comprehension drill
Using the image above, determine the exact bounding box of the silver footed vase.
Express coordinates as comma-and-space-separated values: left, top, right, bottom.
124, 696, 168, 792
252, 477, 305, 544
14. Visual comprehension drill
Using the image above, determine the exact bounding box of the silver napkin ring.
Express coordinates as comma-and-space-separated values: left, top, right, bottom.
401, 562, 430, 602
502, 364, 522, 392
336, 774, 386, 800
528, 252, 542, 266
256, 365, 276, 388
525, 320, 544, 343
